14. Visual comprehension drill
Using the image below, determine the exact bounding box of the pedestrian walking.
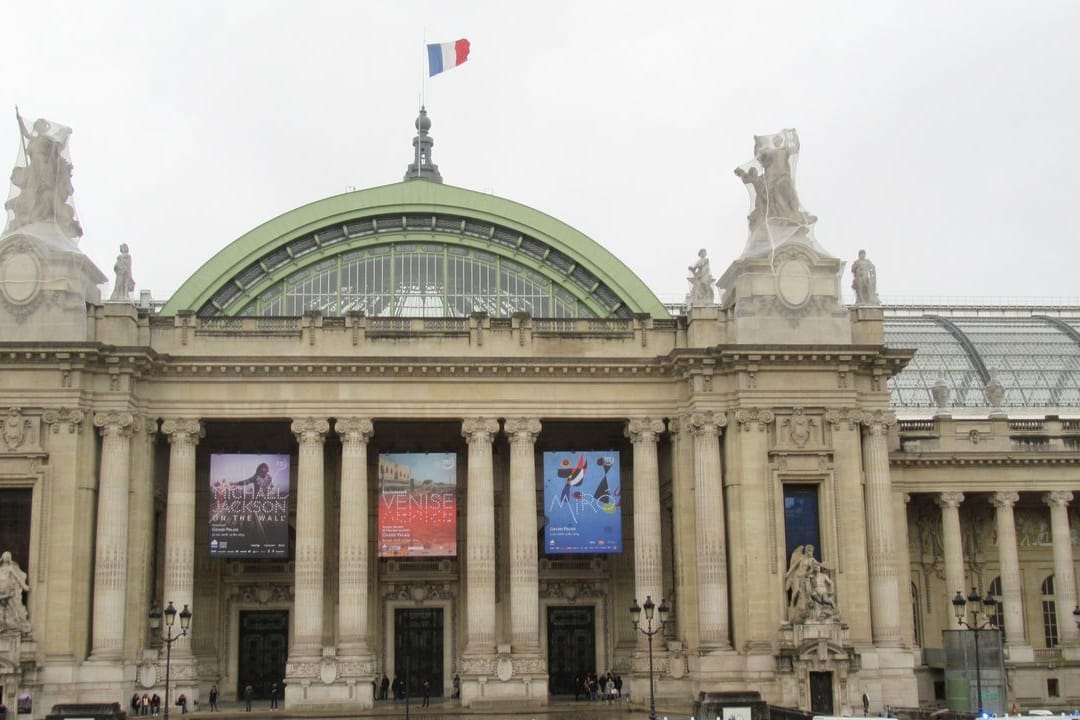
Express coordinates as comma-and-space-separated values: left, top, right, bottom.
243, 684, 253, 712
208, 685, 218, 712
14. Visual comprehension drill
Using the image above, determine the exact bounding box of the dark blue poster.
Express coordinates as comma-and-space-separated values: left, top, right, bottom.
543, 451, 622, 554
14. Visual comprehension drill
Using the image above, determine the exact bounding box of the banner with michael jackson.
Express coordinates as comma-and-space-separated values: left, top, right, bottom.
543, 451, 622, 554
209, 453, 291, 557
378, 452, 457, 557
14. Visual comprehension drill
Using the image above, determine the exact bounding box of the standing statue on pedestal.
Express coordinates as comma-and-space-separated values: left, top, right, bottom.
851, 249, 880, 305
0, 550, 31, 635
110, 243, 135, 301
686, 248, 715, 305
4, 108, 82, 239
734, 128, 818, 256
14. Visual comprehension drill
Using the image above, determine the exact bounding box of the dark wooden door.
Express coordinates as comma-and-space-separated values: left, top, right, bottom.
810, 671, 834, 715
237, 610, 288, 699
394, 608, 444, 698
547, 606, 595, 695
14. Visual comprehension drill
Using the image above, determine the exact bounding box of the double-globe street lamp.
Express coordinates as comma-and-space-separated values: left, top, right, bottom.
149, 601, 192, 720
952, 587, 998, 716
630, 595, 669, 720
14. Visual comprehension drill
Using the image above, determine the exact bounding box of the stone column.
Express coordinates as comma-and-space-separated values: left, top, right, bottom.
626, 418, 666, 649
462, 417, 500, 656
991, 491, 1028, 654
90, 411, 136, 659
505, 417, 541, 653
160, 418, 203, 657
861, 411, 902, 646
336, 417, 374, 657
291, 417, 330, 657
688, 411, 730, 648
1044, 491, 1078, 646
936, 492, 966, 601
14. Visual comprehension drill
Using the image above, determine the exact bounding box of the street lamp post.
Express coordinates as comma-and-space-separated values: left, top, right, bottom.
952, 588, 998, 716
149, 601, 192, 720
630, 595, 669, 720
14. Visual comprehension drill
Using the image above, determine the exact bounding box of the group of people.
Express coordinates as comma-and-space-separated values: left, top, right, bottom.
129, 693, 162, 716
575, 671, 623, 703
377, 673, 446, 705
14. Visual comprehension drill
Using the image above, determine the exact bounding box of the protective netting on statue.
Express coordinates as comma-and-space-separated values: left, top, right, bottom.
4, 111, 83, 241
734, 128, 826, 259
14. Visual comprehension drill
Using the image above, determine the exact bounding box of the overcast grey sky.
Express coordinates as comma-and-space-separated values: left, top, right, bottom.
3, 1, 1078, 306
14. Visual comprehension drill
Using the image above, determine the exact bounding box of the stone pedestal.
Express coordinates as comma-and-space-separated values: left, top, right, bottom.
717, 240, 851, 345
0, 224, 105, 342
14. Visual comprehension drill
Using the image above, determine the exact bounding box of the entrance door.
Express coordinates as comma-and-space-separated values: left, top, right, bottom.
810, 671, 834, 715
238, 610, 288, 699
394, 608, 444, 698
547, 606, 595, 696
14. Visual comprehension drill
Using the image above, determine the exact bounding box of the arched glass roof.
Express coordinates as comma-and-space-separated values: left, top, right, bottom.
162, 181, 670, 320
885, 310, 1080, 411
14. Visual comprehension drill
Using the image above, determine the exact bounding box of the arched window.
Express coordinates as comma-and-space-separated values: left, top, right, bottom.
911, 582, 922, 646
1042, 575, 1059, 648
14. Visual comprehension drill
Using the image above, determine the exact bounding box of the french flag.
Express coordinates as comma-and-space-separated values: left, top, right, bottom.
427, 39, 470, 77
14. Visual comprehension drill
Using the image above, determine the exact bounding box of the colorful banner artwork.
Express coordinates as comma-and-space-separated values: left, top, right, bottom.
543, 451, 622, 554
209, 453, 291, 557
378, 453, 457, 557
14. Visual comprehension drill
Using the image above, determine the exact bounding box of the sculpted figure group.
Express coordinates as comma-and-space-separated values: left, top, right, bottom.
785, 544, 837, 623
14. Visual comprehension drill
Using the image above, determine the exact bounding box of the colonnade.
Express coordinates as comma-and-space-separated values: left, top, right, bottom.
935, 489, 1079, 650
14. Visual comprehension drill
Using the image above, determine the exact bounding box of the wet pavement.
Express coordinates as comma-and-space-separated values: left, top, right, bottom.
177, 696, 694, 720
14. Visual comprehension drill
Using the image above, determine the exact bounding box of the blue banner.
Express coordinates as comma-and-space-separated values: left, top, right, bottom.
543, 451, 622, 554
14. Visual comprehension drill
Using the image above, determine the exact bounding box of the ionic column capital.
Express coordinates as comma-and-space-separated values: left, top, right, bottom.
160, 418, 203, 444
1044, 491, 1074, 509
687, 410, 727, 437
335, 417, 374, 443
42, 407, 85, 433
504, 417, 541, 443
461, 417, 500, 444
734, 407, 774, 431
825, 407, 864, 430
291, 417, 330, 444
936, 492, 965, 510
860, 410, 897, 435
93, 410, 136, 437
626, 417, 665, 443
991, 491, 1020, 510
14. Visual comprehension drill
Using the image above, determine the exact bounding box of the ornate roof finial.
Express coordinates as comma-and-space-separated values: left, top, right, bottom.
404, 106, 442, 183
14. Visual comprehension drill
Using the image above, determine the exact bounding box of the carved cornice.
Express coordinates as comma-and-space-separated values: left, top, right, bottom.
335, 417, 374, 443
891, 454, 1080, 468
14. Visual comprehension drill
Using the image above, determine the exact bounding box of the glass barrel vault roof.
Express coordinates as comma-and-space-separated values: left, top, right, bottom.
885, 312, 1080, 412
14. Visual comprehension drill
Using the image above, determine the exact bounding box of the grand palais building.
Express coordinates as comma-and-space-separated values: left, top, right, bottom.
1, 113, 1079, 718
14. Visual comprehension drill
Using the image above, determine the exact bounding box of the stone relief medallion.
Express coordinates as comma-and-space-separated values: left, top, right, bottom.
776, 257, 812, 309
320, 658, 338, 685
0, 238, 44, 319
496, 656, 514, 682
137, 661, 158, 689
